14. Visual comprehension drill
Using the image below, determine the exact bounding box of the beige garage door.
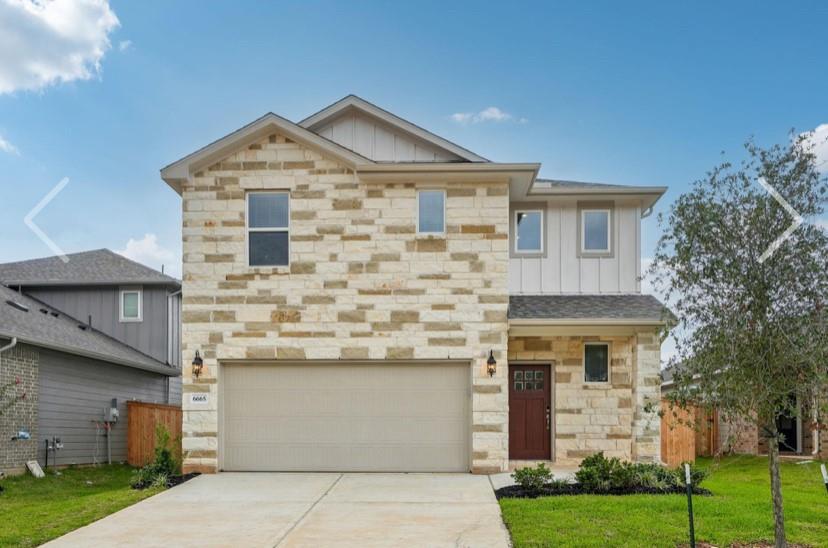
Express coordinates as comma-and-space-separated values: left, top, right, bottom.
221, 362, 470, 472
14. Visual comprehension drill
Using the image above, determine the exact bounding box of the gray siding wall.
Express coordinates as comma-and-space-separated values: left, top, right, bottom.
38, 348, 171, 466
27, 285, 171, 364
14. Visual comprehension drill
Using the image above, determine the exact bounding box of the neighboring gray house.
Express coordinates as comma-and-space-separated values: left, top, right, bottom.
0, 250, 181, 473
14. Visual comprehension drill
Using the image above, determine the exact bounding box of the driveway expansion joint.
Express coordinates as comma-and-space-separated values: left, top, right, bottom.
272, 473, 344, 547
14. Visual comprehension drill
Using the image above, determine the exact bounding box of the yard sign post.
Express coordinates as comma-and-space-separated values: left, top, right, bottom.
821, 464, 828, 494
684, 463, 696, 548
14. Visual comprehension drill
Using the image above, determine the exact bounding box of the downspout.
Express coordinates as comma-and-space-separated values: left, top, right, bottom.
166, 289, 182, 405
812, 395, 820, 456
0, 336, 19, 378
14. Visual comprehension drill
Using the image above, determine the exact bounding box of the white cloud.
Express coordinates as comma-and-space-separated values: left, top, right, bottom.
0, 0, 120, 94
116, 234, 180, 278
450, 106, 527, 125
0, 134, 19, 155
118, 39, 131, 51
800, 123, 828, 173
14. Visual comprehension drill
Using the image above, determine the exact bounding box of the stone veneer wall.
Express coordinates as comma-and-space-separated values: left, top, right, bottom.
0, 343, 38, 473
180, 133, 510, 474
508, 332, 661, 465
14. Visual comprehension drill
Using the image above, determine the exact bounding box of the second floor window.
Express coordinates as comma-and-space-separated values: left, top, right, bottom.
248, 192, 289, 267
515, 210, 543, 253
417, 190, 445, 234
581, 209, 611, 253
120, 288, 142, 322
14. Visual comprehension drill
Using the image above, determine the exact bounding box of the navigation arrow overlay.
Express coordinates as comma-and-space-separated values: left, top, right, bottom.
757, 177, 804, 263
24, 177, 70, 263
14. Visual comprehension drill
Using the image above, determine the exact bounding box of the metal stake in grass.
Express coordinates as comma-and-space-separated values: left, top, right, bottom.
821, 464, 828, 495
685, 463, 696, 548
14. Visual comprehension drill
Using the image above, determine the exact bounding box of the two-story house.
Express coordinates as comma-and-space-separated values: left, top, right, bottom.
0, 249, 181, 471
161, 95, 668, 474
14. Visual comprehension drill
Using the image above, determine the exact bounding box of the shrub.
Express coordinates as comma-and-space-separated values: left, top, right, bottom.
131, 423, 180, 489
574, 452, 707, 492
512, 463, 552, 493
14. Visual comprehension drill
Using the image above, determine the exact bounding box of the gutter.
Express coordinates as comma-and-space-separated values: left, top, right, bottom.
509, 318, 667, 327
0, 331, 178, 377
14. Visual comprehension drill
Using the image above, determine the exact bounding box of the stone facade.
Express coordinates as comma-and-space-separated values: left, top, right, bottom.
180, 133, 510, 474
508, 332, 661, 465
0, 343, 38, 473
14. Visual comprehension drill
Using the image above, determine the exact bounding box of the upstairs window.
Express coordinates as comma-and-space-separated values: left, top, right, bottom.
515, 210, 543, 253
248, 192, 290, 267
417, 190, 445, 234
119, 288, 142, 322
581, 209, 611, 253
584, 342, 609, 383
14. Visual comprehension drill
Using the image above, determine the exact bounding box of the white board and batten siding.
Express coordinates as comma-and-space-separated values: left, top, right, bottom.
509, 201, 642, 294
315, 112, 463, 163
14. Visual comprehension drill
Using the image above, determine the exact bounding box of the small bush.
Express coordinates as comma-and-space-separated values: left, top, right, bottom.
131, 423, 180, 490
575, 452, 707, 492
512, 463, 553, 493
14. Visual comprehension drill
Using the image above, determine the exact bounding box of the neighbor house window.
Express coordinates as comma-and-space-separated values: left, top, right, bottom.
119, 289, 142, 322
417, 190, 445, 234
248, 192, 290, 266
584, 343, 609, 383
581, 209, 611, 253
515, 210, 543, 253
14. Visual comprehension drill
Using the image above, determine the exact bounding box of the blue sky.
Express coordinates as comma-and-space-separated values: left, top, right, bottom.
0, 0, 826, 278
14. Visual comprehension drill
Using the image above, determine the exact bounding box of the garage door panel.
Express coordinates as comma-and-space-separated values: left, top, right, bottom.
222, 362, 470, 471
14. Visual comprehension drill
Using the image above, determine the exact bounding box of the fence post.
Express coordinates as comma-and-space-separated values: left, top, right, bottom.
821, 464, 828, 495
685, 463, 696, 548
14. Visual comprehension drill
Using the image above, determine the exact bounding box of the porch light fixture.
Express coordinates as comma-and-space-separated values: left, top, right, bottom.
192, 350, 204, 379
486, 350, 497, 377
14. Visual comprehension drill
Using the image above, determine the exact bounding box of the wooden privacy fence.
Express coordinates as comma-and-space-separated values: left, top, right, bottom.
127, 401, 182, 467
660, 399, 695, 467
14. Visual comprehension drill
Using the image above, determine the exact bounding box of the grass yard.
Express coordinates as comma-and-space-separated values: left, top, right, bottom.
0, 465, 160, 547
499, 456, 828, 547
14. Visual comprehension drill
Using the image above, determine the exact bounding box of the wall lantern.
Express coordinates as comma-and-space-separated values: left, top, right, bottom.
192, 350, 204, 379
486, 350, 497, 377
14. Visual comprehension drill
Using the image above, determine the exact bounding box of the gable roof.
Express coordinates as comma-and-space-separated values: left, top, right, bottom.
160, 111, 374, 194
0, 249, 180, 288
0, 284, 176, 375
299, 95, 488, 163
508, 294, 672, 325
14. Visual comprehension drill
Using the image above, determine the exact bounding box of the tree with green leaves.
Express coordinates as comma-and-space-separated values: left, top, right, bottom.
651, 134, 828, 547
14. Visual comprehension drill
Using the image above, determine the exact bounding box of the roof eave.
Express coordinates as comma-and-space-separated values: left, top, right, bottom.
3, 279, 181, 288
298, 95, 489, 162
508, 318, 667, 327
0, 330, 179, 377
160, 112, 374, 195
526, 185, 668, 213
357, 162, 540, 184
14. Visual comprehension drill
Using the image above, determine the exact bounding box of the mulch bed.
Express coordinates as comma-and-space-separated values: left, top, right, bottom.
495, 483, 712, 499
132, 472, 200, 490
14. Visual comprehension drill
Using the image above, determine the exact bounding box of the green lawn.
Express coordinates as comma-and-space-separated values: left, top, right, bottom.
499, 456, 828, 547
0, 465, 161, 547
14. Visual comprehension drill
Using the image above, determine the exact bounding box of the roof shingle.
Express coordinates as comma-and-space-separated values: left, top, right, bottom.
509, 294, 671, 322
0, 249, 180, 287
0, 284, 176, 375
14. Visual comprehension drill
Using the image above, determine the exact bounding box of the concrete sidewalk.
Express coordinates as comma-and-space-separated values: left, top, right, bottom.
45, 472, 510, 548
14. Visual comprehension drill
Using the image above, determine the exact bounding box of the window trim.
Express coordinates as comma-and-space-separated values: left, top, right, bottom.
119, 288, 143, 323
583, 341, 610, 384
246, 191, 291, 267
577, 202, 614, 258
513, 209, 544, 255
416, 189, 446, 235
509, 202, 547, 258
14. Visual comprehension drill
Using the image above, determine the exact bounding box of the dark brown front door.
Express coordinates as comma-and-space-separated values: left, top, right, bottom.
509, 364, 552, 460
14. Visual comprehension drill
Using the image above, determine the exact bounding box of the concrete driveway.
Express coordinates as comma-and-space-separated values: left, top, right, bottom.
45, 473, 510, 548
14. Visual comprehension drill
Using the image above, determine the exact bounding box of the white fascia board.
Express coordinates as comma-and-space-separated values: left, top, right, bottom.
508, 318, 666, 327
357, 162, 539, 184
298, 95, 489, 162
160, 112, 373, 194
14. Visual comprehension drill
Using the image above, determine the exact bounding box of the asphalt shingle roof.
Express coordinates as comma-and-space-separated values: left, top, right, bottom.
509, 294, 671, 322
0, 284, 176, 375
0, 249, 180, 287
533, 178, 637, 190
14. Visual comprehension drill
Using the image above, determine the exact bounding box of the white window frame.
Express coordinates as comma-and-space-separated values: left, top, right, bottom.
246, 191, 291, 267
119, 288, 143, 323
514, 209, 544, 254
584, 342, 610, 384
416, 189, 446, 235
580, 208, 612, 253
